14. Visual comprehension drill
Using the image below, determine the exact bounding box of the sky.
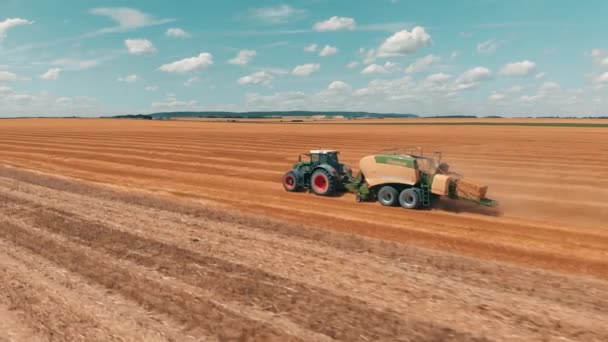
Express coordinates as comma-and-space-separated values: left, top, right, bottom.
1, 0, 607, 117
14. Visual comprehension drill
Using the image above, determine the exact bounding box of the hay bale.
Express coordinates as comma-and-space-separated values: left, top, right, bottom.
456, 179, 488, 200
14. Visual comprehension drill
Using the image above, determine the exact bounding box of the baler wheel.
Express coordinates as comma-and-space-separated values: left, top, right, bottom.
282, 171, 300, 192
310, 169, 335, 196
399, 188, 420, 209
377, 186, 398, 206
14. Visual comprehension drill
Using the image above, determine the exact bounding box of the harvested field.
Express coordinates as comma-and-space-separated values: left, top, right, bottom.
1, 118, 608, 340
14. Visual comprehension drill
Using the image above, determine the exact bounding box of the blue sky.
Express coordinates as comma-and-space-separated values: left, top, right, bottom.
1, 0, 607, 117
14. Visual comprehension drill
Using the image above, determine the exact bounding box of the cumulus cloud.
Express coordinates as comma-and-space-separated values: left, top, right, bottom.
589, 49, 608, 67
499, 60, 536, 76
40, 68, 61, 80
89, 7, 173, 33
405, 54, 440, 73
51, 58, 100, 70
237, 71, 274, 85
292, 63, 320, 77
249, 5, 306, 24
184, 76, 200, 86
346, 61, 360, 69
319, 45, 338, 57
228, 50, 257, 65
489, 93, 506, 101
145, 85, 158, 91
159, 53, 213, 73
361, 62, 400, 74
117, 74, 139, 83
377, 26, 431, 57
476, 39, 506, 54
454, 67, 492, 90
595, 72, 608, 83
125, 38, 157, 55
0, 18, 33, 41
0, 71, 19, 82
165, 27, 190, 38
304, 44, 318, 52
313, 16, 356, 31
426, 73, 452, 83
0, 89, 100, 117
151, 96, 198, 110
327, 81, 351, 91
535, 72, 546, 80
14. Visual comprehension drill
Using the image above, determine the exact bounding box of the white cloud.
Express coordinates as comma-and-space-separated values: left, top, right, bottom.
0, 89, 101, 117
489, 93, 506, 101
361, 62, 400, 75
184, 76, 200, 86
292, 63, 320, 77
151, 96, 198, 110
89, 7, 173, 33
238, 71, 274, 85
261, 67, 289, 75
159, 52, 213, 73
250, 5, 306, 24
304, 44, 318, 52
377, 26, 431, 57
499, 60, 536, 76
313, 16, 356, 31
117, 74, 139, 83
165, 27, 190, 38
595, 72, 608, 83
405, 54, 440, 73
450, 50, 460, 59
476, 39, 506, 54
145, 85, 158, 91
228, 50, 257, 65
534, 72, 546, 80
40, 68, 61, 80
0, 18, 33, 41
589, 49, 608, 67
346, 61, 359, 69
0, 71, 19, 82
361, 64, 387, 75
319, 45, 338, 57
125, 38, 157, 55
426, 73, 452, 83
328, 81, 351, 91
454, 67, 492, 90
51, 58, 100, 70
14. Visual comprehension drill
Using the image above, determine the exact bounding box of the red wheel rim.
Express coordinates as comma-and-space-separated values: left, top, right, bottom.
284, 175, 295, 188
313, 174, 327, 191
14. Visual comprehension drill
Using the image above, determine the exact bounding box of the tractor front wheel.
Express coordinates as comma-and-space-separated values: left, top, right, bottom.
282, 171, 300, 192
310, 169, 336, 196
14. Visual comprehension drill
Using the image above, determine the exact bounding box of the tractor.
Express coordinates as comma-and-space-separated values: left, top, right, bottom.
282, 150, 352, 196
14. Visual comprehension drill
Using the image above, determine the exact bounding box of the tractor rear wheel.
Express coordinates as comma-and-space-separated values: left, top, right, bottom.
282, 171, 300, 192
399, 188, 420, 209
377, 186, 398, 206
310, 169, 335, 196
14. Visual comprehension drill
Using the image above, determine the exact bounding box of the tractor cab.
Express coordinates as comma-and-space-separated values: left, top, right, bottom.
306, 149, 339, 167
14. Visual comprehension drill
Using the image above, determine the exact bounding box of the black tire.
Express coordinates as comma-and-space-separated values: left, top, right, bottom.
310, 169, 336, 196
399, 188, 420, 209
377, 186, 398, 206
282, 171, 300, 192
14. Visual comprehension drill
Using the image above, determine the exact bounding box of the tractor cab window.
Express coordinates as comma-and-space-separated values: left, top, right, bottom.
326, 153, 338, 165
311, 154, 320, 163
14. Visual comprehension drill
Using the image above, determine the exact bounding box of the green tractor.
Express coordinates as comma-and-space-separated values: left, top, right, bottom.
282, 150, 353, 196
